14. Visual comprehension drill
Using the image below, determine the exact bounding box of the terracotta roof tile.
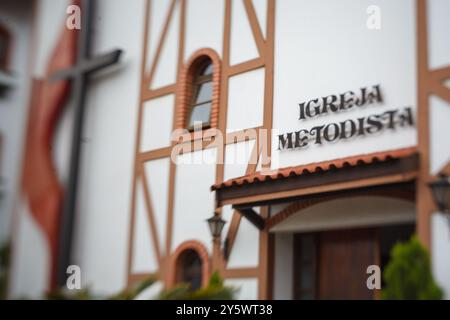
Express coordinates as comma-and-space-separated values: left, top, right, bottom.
212, 147, 417, 191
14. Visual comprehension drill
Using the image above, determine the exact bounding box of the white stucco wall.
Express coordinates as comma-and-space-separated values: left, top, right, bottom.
273, 233, 293, 300
72, 0, 146, 295
272, 0, 417, 169
432, 213, 450, 299
225, 277, 258, 300
427, 0, 450, 299
0, 0, 33, 245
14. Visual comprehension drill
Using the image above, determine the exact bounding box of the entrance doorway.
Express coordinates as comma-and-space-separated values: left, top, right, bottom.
293, 224, 414, 299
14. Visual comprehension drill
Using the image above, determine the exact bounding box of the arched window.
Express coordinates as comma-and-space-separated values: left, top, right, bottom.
169, 240, 210, 289
177, 49, 221, 132
186, 59, 213, 131
176, 249, 203, 291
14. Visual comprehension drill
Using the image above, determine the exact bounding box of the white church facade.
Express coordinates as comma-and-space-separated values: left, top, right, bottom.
0, 0, 449, 299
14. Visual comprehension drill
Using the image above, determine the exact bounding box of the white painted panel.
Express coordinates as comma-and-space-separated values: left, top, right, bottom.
273, 233, 293, 300
185, 0, 224, 60
146, 0, 172, 73
9, 199, 49, 298
271, 197, 415, 233
225, 278, 258, 300
252, 0, 267, 38
427, 0, 450, 69
230, 0, 259, 65
430, 95, 450, 174
151, 0, 179, 89
221, 140, 256, 238
432, 213, 450, 299
131, 179, 158, 274
273, 0, 417, 169
140, 94, 175, 152
227, 218, 260, 268
172, 148, 217, 252
224, 140, 255, 180
72, 0, 146, 295
144, 157, 170, 253
227, 68, 265, 133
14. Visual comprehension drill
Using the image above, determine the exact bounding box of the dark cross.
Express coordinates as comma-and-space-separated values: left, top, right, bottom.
0, 70, 15, 96
50, 0, 123, 286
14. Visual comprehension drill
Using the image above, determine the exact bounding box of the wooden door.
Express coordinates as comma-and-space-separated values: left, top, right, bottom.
318, 228, 377, 299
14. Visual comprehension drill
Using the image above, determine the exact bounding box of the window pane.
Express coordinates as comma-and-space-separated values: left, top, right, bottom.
179, 250, 203, 291
194, 81, 213, 105
188, 102, 211, 128
300, 235, 315, 262
202, 63, 213, 76
300, 263, 314, 290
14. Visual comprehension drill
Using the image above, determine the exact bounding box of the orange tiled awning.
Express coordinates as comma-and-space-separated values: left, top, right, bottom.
212, 147, 419, 210
212, 147, 418, 191
211, 147, 417, 198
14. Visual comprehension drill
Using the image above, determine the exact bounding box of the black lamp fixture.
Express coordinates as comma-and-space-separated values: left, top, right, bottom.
429, 175, 450, 213
206, 213, 226, 240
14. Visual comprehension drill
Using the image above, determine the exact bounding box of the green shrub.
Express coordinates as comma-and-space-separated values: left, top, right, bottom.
158, 271, 235, 300
45, 271, 234, 300
381, 235, 443, 300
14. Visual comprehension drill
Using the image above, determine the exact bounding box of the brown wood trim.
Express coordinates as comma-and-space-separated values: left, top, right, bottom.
127, 0, 152, 285
164, 0, 186, 271
243, 0, 266, 58
258, 206, 273, 300
146, 0, 177, 88
222, 267, 258, 278
212, 0, 233, 273
227, 57, 265, 76
140, 164, 162, 266
261, 0, 275, 169
142, 84, 177, 101
430, 65, 450, 83
236, 208, 265, 230
223, 171, 418, 207
430, 81, 450, 102
139, 146, 172, 162
416, 0, 433, 249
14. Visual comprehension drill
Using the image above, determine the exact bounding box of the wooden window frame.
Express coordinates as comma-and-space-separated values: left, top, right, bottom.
176, 48, 221, 132
186, 60, 214, 131
168, 240, 210, 289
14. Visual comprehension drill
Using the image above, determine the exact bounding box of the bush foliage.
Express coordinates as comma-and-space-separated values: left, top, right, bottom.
46, 271, 234, 300
381, 235, 443, 300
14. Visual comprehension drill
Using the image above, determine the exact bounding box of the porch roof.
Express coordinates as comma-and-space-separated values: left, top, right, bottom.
212, 147, 419, 210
